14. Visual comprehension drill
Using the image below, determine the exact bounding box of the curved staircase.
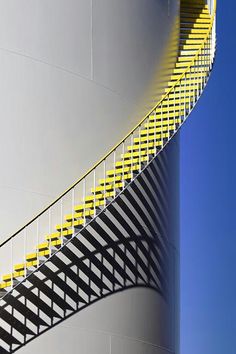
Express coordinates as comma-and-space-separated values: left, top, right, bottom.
0, 0, 216, 352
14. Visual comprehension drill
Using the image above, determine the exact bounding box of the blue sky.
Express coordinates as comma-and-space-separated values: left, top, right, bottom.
180, 1, 236, 353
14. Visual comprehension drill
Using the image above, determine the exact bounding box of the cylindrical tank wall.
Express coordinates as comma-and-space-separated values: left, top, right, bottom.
0, 0, 179, 242
17, 135, 180, 354
0, 1, 179, 354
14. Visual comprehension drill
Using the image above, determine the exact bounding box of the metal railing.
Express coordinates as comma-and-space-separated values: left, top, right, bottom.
0, 0, 217, 296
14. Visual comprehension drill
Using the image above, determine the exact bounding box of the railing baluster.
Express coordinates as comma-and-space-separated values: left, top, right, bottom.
93, 169, 96, 219
139, 125, 141, 173
72, 187, 75, 235
37, 218, 39, 266
60, 198, 63, 247
11, 237, 13, 290
103, 159, 106, 208
122, 142, 125, 190
49, 207, 52, 257
83, 178, 86, 226
24, 228, 27, 278
113, 150, 116, 198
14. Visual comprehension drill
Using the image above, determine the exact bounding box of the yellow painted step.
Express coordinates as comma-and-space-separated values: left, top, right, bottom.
180, 12, 210, 19
74, 200, 105, 213
149, 111, 185, 121
115, 156, 148, 167
175, 59, 210, 68
181, 7, 209, 14
51, 239, 62, 247
175, 62, 189, 68
179, 50, 199, 56
165, 84, 199, 92
121, 149, 156, 159
36, 242, 49, 251
2, 270, 25, 282
91, 182, 124, 193
56, 218, 84, 231
161, 97, 194, 106
180, 18, 210, 24
84, 191, 115, 202
14, 260, 39, 271
180, 33, 207, 39
181, 28, 208, 35
26, 249, 50, 261
155, 104, 186, 113
179, 44, 202, 50
107, 164, 141, 177
134, 132, 169, 144
145, 118, 181, 129
181, 23, 210, 29
173, 67, 191, 74
168, 77, 206, 87
46, 229, 73, 241
0, 281, 12, 289
177, 56, 194, 62
65, 209, 95, 221
140, 124, 177, 136
99, 173, 132, 185
127, 142, 166, 152
170, 72, 207, 82
180, 39, 205, 45
161, 90, 195, 98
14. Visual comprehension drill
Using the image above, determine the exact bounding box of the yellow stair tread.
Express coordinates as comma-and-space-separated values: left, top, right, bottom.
99, 173, 132, 185
26, 249, 50, 261
65, 209, 95, 221
181, 23, 210, 29
115, 156, 148, 167
91, 182, 124, 193
46, 229, 73, 241
133, 133, 169, 144
74, 200, 105, 212
56, 219, 84, 230
2, 270, 25, 281
0, 281, 12, 289
106, 164, 141, 176
140, 124, 179, 136
145, 118, 181, 128
122, 149, 156, 159
149, 112, 185, 120
180, 18, 210, 24
84, 191, 114, 202
14, 260, 39, 271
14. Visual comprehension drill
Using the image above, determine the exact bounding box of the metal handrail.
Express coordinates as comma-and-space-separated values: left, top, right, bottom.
0, 0, 217, 249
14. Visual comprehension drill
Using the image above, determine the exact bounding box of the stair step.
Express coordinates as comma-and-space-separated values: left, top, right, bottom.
106, 164, 141, 177
180, 12, 210, 19
149, 111, 185, 120
181, 28, 208, 35
180, 17, 211, 24
65, 209, 95, 222
115, 156, 148, 167
121, 149, 156, 159
134, 131, 173, 144
91, 182, 124, 193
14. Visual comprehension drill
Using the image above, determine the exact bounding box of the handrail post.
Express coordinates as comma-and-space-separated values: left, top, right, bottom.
113, 150, 116, 198
103, 159, 106, 208
83, 179, 86, 226
93, 169, 96, 218
24, 227, 27, 279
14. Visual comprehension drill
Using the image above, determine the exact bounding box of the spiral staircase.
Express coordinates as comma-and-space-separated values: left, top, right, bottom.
0, 0, 216, 352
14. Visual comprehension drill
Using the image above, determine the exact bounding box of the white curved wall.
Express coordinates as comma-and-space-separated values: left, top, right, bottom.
0, 0, 179, 242
18, 288, 176, 354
